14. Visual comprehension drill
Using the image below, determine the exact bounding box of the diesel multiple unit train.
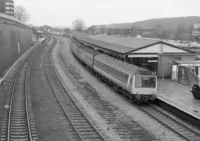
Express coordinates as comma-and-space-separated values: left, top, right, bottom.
70, 37, 157, 103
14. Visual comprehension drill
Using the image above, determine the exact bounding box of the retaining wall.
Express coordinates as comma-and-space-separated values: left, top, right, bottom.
0, 14, 32, 76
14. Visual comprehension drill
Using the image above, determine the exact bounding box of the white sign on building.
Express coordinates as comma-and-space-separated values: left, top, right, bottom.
192, 24, 200, 37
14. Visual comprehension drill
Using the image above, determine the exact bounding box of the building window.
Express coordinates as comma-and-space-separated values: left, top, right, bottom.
174, 56, 182, 60
5, 7, 10, 9
5, 2, 11, 5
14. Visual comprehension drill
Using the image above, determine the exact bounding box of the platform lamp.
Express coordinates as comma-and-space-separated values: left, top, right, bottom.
160, 36, 164, 80
197, 53, 200, 85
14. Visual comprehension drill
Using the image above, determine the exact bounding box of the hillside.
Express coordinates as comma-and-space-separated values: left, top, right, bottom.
108, 16, 200, 32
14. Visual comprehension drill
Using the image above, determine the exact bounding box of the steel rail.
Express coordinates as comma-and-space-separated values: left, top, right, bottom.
138, 104, 200, 141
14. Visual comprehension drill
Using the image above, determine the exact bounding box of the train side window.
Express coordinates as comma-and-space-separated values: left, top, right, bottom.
95, 60, 129, 84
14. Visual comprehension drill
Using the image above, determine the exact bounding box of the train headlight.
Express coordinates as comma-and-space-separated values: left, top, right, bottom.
135, 94, 141, 101
151, 95, 157, 101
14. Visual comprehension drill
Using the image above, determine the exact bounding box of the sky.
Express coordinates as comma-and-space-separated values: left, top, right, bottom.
15, 0, 200, 28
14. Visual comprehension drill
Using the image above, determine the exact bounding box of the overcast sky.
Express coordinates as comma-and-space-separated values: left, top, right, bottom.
15, 0, 200, 28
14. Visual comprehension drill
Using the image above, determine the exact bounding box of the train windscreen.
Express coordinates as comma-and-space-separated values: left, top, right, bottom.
135, 76, 156, 88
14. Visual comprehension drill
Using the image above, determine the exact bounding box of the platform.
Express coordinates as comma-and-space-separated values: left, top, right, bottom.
157, 79, 200, 120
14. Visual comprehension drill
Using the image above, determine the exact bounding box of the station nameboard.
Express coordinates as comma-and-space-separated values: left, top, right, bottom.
148, 60, 158, 62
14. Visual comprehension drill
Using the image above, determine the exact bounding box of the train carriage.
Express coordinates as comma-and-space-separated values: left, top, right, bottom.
94, 56, 130, 91
93, 54, 157, 102
77, 47, 99, 68
70, 38, 157, 103
70, 38, 79, 56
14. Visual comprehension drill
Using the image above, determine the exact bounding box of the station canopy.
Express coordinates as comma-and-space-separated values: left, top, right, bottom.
72, 32, 195, 56
175, 60, 200, 67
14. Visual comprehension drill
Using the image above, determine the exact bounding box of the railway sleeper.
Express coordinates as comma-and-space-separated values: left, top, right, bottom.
77, 131, 95, 135
73, 126, 90, 129
72, 120, 87, 123
10, 128, 28, 132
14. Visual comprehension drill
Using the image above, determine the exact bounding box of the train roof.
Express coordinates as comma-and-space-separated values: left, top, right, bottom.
95, 54, 155, 75
79, 46, 100, 56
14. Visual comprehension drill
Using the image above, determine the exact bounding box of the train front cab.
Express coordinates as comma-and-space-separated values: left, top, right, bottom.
132, 75, 157, 102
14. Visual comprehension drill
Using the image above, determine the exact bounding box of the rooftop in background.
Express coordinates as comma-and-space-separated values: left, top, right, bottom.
72, 32, 194, 54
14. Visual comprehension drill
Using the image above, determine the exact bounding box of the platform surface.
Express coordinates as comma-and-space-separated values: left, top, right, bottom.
157, 79, 200, 119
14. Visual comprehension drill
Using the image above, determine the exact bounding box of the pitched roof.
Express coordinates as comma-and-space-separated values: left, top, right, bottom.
88, 34, 159, 50
72, 32, 195, 54
83, 37, 133, 54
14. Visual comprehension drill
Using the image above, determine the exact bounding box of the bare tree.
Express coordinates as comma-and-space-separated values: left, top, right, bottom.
15, 5, 30, 22
154, 24, 164, 39
87, 25, 96, 34
175, 24, 186, 40
72, 19, 85, 32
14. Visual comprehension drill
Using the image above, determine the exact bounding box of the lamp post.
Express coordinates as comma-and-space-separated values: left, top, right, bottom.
160, 37, 164, 80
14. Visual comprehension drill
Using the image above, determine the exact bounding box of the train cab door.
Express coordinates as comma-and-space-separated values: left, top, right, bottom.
127, 75, 133, 93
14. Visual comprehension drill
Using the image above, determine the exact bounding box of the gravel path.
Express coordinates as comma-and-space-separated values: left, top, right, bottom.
53, 37, 186, 141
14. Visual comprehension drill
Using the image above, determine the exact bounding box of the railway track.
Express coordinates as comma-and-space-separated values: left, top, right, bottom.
64, 38, 200, 141
138, 104, 200, 141
45, 63, 106, 141
0, 63, 37, 141
58, 43, 157, 141
0, 37, 50, 141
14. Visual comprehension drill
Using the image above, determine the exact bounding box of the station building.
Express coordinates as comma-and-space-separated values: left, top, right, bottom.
72, 32, 196, 78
